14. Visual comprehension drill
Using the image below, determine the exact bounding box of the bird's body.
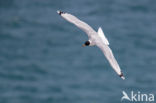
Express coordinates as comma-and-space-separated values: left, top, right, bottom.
57, 10, 125, 80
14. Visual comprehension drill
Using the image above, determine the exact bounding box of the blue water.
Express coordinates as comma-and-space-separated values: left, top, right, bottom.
0, 0, 156, 103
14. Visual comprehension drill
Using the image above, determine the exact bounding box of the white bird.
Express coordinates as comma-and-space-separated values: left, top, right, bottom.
57, 10, 125, 80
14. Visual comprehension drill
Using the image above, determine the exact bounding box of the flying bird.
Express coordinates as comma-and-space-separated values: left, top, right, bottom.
57, 10, 125, 80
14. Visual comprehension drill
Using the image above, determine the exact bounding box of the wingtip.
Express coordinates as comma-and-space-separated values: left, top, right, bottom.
57, 10, 64, 15
121, 76, 125, 80
119, 73, 125, 80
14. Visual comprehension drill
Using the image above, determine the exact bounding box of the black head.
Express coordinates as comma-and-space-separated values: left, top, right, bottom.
84, 41, 90, 46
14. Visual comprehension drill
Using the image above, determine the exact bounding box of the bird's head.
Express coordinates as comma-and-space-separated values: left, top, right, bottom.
82, 41, 90, 47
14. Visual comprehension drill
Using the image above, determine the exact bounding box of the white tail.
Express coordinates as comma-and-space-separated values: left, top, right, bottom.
97, 27, 109, 45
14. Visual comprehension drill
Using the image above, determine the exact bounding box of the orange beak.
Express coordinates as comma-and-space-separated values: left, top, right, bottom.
82, 44, 86, 47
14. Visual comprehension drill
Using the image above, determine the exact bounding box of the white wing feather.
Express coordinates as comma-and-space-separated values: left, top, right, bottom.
96, 42, 125, 79
58, 11, 96, 38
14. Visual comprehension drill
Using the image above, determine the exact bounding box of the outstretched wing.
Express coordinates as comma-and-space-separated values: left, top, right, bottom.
57, 10, 96, 38
96, 42, 125, 80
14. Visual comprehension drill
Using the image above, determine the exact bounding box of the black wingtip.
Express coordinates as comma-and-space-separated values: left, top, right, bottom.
119, 72, 125, 80
57, 10, 64, 15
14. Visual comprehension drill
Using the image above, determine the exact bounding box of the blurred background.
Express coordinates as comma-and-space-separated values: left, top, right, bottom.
0, 0, 156, 103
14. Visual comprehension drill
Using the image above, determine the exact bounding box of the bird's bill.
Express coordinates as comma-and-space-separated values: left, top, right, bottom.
82, 44, 86, 47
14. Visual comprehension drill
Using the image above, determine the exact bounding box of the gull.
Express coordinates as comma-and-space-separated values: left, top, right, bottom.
57, 10, 125, 80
